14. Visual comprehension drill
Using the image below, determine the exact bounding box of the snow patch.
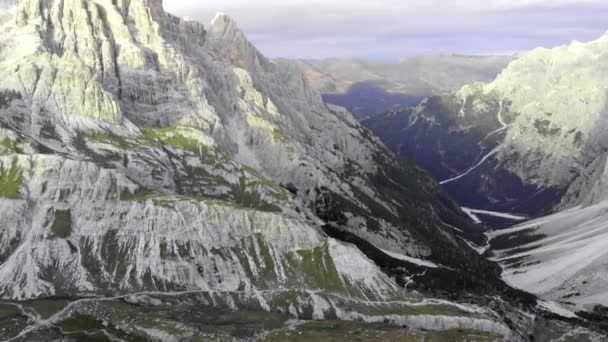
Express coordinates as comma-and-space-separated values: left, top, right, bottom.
380, 249, 440, 269
440, 146, 502, 185
462, 207, 527, 223
537, 300, 578, 319
490, 201, 608, 310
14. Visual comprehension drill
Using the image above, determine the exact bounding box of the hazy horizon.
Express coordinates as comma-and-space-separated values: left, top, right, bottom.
164, 0, 608, 61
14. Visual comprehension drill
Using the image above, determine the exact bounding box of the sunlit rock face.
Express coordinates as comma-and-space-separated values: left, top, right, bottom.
0, 0, 500, 309
487, 36, 608, 201
365, 33, 608, 216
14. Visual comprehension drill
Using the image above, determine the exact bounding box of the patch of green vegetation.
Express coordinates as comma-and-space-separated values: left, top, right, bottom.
100, 230, 131, 279
286, 243, 344, 294
0, 90, 21, 109
0, 137, 13, 154
0, 304, 20, 320
72, 132, 89, 152
69, 332, 122, 342
242, 166, 290, 202
188, 309, 288, 340
119, 188, 157, 202
261, 320, 498, 342
159, 240, 192, 259
135, 317, 187, 336
190, 196, 239, 208
144, 126, 290, 210
249, 235, 279, 283
141, 127, 171, 141
73, 132, 121, 166
266, 290, 324, 320
50, 209, 71, 238
0, 158, 23, 199
82, 299, 288, 341
345, 299, 467, 318
257, 240, 279, 282
217, 310, 286, 328
143, 126, 233, 166
272, 129, 288, 143
49, 304, 149, 342
59, 314, 105, 333
231, 176, 282, 213
98, 301, 141, 324
0, 133, 26, 155
231, 237, 373, 300
0, 303, 28, 339
88, 131, 144, 150
24, 299, 70, 319
151, 197, 180, 209
180, 164, 232, 191
40, 123, 61, 141
143, 127, 207, 155
234, 249, 255, 281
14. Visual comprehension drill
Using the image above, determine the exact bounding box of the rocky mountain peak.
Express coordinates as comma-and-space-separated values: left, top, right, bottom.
209, 12, 247, 46
207, 12, 271, 71
144, 0, 164, 15
210, 12, 238, 33
130, 0, 166, 22
595, 30, 608, 42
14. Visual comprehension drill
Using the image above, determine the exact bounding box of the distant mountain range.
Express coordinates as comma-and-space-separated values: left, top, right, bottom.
289, 56, 512, 117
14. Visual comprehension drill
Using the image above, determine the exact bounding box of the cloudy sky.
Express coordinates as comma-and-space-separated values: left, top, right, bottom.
164, 0, 608, 61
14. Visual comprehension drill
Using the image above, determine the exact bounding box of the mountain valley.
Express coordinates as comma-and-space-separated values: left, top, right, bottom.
294, 56, 512, 119
0, 0, 604, 341
363, 31, 608, 336
364, 33, 608, 217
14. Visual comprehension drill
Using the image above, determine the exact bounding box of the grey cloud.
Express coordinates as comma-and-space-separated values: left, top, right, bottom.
163, 0, 608, 59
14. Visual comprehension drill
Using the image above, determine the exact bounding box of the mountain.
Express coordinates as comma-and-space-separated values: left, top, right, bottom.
363, 31, 608, 327
0, 0, 604, 340
292, 56, 512, 118
364, 34, 608, 217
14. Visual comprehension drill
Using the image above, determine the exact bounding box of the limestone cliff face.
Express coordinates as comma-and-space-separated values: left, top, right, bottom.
487, 36, 608, 199
0, 1, 538, 339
